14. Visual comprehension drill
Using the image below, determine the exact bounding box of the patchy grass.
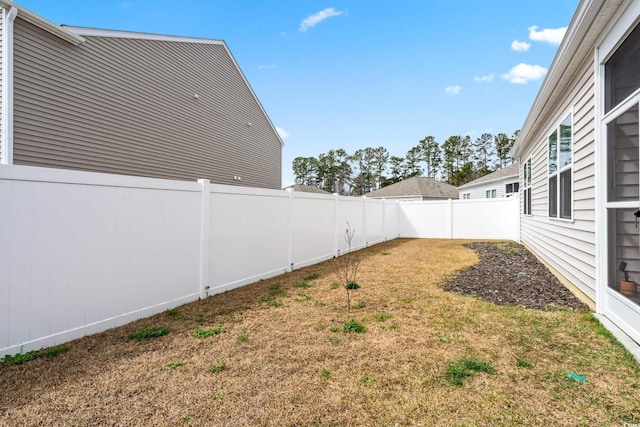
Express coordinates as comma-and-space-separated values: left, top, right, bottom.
0, 345, 69, 367
1, 239, 639, 426
128, 326, 170, 341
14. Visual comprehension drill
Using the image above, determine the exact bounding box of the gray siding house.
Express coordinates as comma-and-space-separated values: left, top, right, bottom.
457, 163, 519, 200
0, 2, 283, 189
365, 177, 458, 201
513, 0, 640, 349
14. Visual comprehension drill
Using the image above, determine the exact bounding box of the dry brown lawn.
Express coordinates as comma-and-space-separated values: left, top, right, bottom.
1, 238, 639, 426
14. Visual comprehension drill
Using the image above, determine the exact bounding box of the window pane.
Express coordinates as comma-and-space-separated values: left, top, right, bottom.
514, 182, 520, 192
605, 22, 640, 113
559, 115, 572, 168
549, 176, 557, 217
526, 188, 532, 215
526, 159, 531, 186
560, 169, 572, 219
506, 183, 513, 193
607, 104, 639, 202
549, 130, 558, 174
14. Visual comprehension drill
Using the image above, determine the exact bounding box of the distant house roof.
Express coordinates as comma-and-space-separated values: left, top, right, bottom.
365, 177, 458, 199
283, 184, 331, 194
457, 163, 519, 190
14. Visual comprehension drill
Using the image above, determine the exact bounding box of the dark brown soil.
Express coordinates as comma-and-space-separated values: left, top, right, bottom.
445, 241, 589, 311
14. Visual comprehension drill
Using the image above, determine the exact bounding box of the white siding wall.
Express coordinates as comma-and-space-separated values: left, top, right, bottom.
458, 178, 519, 200
519, 57, 597, 301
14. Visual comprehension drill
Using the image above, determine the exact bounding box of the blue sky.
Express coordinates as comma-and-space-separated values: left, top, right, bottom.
18, 1, 579, 186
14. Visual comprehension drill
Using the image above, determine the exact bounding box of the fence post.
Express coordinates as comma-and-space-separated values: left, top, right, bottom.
362, 196, 368, 248
287, 188, 294, 272
197, 179, 210, 299
333, 193, 339, 257
447, 198, 453, 239
382, 198, 386, 241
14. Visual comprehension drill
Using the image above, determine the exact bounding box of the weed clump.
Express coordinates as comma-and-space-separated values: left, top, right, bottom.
129, 326, 170, 341
0, 345, 69, 367
343, 319, 366, 333
446, 358, 495, 386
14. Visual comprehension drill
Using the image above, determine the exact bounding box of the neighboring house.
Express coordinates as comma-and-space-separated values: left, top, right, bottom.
283, 184, 331, 194
365, 177, 458, 201
512, 0, 640, 347
0, 2, 283, 189
457, 163, 520, 200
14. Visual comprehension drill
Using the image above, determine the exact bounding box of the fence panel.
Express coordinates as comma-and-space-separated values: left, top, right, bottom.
208, 185, 290, 293
365, 199, 386, 246
398, 200, 451, 238
292, 192, 336, 269
451, 197, 520, 240
336, 196, 366, 252
0, 165, 202, 357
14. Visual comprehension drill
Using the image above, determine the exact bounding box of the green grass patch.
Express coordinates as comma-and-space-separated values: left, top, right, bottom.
320, 369, 331, 378
268, 284, 290, 298
295, 281, 311, 288
343, 319, 366, 333
0, 345, 69, 367
516, 358, 533, 368
166, 309, 179, 317
346, 281, 360, 290
210, 361, 225, 373
330, 282, 340, 289
129, 326, 170, 341
193, 325, 224, 338
303, 273, 319, 281
446, 358, 495, 386
355, 302, 366, 309
237, 332, 249, 342
376, 313, 393, 322
168, 361, 184, 369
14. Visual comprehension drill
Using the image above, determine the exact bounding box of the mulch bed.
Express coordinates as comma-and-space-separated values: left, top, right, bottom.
445, 241, 589, 311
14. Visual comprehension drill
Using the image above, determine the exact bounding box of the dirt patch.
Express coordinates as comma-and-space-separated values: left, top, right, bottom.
444, 241, 588, 311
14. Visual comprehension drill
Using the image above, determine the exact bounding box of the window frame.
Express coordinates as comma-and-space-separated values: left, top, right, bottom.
485, 189, 497, 198
547, 112, 574, 221
462, 192, 470, 200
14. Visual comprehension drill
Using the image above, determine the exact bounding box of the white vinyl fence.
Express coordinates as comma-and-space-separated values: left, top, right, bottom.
398, 197, 520, 240
0, 165, 518, 357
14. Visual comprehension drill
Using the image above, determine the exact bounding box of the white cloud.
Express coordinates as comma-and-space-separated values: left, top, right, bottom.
528, 26, 567, 45
276, 127, 290, 139
474, 74, 494, 83
258, 64, 277, 70
501, 63, 547, 84
511, 40, 531, 52
299, 8, 344, 32
445, 85, 461, 95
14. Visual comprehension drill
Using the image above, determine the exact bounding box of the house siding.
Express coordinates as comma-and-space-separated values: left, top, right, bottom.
458, 178, 518, 199
0, 9, 4, 162
520, 55, 597, 301
11, 18, 281, 189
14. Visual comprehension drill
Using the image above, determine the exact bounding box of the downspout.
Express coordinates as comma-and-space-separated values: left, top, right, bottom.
0, 6, 17, 165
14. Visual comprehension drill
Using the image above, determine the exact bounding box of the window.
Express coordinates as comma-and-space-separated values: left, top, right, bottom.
605, 21, 640, 113
548, 114, 572, 219
523, 158, 532, 215
505, 182, 520, 196
462, 193, 470, 199
485, 189, 497, 198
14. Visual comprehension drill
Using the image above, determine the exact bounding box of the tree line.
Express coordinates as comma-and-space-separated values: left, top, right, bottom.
292, 131, 518, 196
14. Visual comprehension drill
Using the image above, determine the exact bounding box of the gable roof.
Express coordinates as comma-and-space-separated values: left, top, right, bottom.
284, 184, 331, 194
365, 177, 458, 199
457, 163, 519, 190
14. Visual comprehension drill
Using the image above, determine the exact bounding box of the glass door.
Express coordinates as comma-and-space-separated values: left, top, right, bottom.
605, 97, 640, 342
